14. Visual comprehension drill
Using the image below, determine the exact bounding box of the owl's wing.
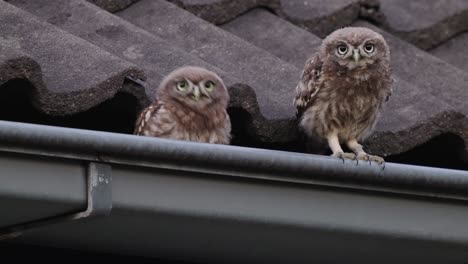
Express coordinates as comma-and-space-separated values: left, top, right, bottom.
293, 54, 323, 116
134, 101, 174, 136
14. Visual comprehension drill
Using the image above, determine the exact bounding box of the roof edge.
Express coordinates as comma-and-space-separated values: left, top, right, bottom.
0, 120, 466, 200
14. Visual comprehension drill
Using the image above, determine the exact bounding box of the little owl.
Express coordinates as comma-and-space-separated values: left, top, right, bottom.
135, 66, 231, 144
294, 27, 392, 165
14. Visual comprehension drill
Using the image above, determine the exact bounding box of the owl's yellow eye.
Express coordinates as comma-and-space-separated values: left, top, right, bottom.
364, 43, 375, 53
176, 80, 188, 91
204, 81, 215, 91
337, 44, 348, 55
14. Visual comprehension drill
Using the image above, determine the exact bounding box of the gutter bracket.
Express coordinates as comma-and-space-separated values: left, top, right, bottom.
0, 162, 112, 240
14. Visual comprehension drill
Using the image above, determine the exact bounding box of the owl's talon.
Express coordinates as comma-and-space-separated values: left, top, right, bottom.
374, 157, 386, 170
357, 153, 385, 168
356, 153, 369, 163
369, 155, 385, 165
332, 152, 356, 163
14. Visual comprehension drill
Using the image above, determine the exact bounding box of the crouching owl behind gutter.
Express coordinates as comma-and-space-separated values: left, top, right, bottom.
134, 66, 231, 144
294, 27, 393, 165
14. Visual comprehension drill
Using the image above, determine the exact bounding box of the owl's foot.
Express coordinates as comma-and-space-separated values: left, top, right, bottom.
356, 153, 385, 169
332, 152, 357, 164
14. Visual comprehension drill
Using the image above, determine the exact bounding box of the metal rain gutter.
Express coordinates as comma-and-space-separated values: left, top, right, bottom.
0, 120, 467, 263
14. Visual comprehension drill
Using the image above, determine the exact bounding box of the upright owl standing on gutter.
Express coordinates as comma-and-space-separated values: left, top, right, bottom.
135, 66, 231, 144
294, 27, 392, 165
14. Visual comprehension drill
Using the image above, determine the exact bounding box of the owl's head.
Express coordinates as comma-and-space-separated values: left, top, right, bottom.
321, 27, 389, 70
158, 66, 229, 110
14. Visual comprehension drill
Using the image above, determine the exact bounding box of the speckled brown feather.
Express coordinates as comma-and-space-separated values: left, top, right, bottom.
134, 101, 164, 135
294, 54, 323, 116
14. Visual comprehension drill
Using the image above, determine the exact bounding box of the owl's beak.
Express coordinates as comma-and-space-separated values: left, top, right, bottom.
353, 49, 361, 63
192, 86, 201, 101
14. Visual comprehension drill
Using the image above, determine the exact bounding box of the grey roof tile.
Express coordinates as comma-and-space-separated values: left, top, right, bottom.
0, 1, 146, 115
167, 0, 378, 37
276, 0, 377, 37
118, 0, 302, 142
172, 0, 468, 50
87, 0, 140, 12
0, 43, 42, 87
222, 8, 321, 68
378, 0, 468, 49
167, 0, 261, 25
8, 0, 217, 100
430, 32, 468, 72
223, 9, 468, 155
